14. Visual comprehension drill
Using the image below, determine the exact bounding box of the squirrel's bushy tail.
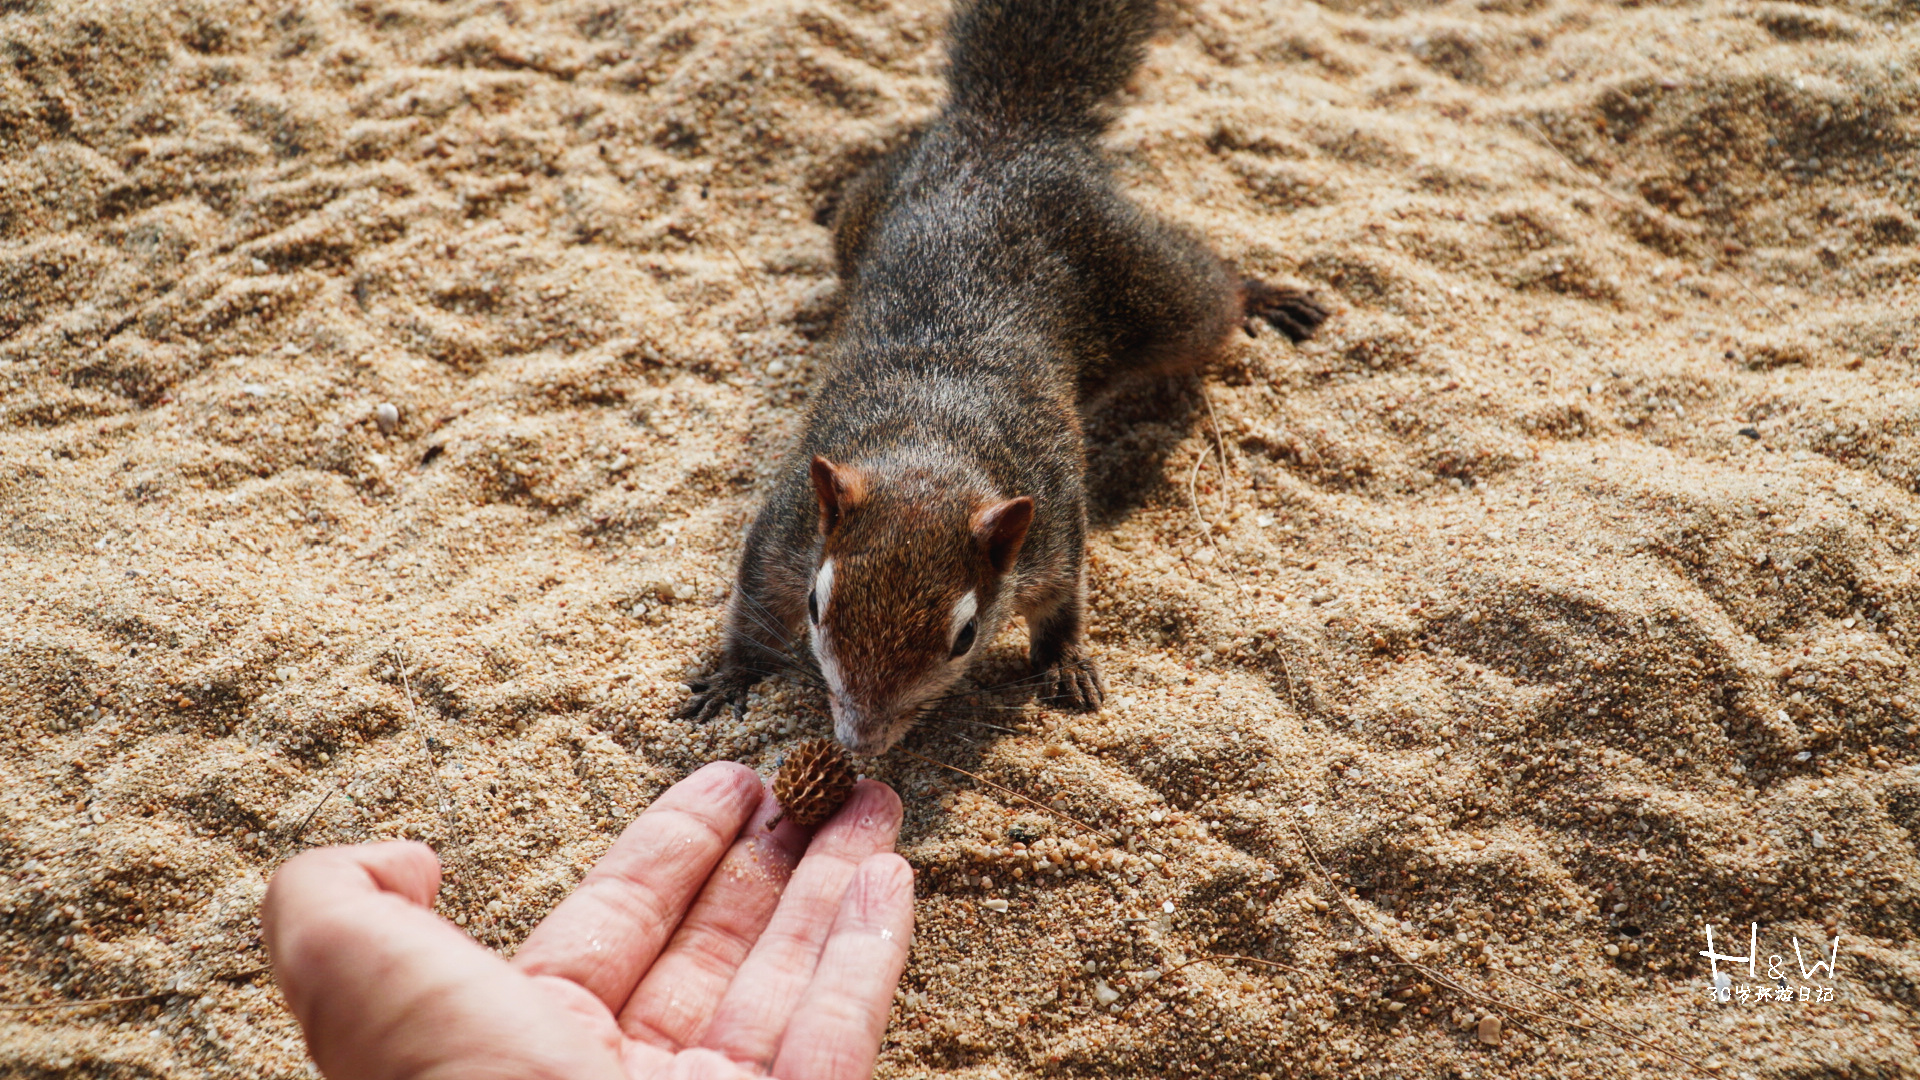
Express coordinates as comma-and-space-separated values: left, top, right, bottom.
946, 0, 1159, 134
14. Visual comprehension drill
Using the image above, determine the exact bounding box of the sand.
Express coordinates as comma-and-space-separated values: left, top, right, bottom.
2, 0, 1917, 1076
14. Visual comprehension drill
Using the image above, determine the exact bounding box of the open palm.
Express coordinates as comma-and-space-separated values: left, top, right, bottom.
264, 762, 913, 1080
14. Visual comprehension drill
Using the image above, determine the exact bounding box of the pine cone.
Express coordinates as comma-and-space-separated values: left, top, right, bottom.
773, 739, 856, 828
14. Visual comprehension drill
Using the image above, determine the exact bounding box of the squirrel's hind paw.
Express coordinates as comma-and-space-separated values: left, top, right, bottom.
1042, 652, 1106, 713
1242, 280, 1330, 343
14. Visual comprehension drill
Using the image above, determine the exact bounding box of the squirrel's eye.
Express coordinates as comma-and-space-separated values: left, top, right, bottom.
950, 617, 977, 659
807, 588, 820, 625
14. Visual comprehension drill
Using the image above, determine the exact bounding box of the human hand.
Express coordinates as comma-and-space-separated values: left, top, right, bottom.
263, 762, 912, 1080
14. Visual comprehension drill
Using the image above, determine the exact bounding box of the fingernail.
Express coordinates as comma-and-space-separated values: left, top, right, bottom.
838, 782, 898, 830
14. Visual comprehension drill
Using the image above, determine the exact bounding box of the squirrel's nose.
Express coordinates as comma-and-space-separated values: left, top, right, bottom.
829, 696, 896, 756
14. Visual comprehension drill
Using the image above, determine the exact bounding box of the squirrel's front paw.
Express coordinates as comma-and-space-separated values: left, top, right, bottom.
676, 668, 756, 723
1041, 651, 1106, 713
1242, 279, 1329, 343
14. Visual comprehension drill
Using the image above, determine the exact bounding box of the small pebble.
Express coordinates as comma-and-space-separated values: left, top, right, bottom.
375, 403, 400, 434
984, 898, 1009, 913
1477, 1015, 1503, 1045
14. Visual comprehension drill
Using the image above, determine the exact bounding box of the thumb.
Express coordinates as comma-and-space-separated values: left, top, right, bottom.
355, 840, 443, 907
262, 842, 446, 1027
265, 842, 626, 1080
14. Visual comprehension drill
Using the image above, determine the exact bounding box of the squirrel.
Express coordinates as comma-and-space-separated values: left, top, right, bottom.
679, 0, 1328, 754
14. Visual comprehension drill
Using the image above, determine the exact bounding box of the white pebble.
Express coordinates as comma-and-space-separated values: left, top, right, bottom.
375, 403, 400, 434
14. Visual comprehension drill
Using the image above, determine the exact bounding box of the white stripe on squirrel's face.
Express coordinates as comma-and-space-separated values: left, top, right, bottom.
814, 559, 834, 616
949, 590, 978, 644
808, 559, 845, 698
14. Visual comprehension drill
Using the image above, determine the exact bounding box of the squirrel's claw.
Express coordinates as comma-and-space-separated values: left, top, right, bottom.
1042, 651, 1106, 713
1243, 279, 1330, 344
676, 669, 754, 724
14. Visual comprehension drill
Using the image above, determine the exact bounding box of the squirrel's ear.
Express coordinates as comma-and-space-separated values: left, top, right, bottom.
972, 496, 1033, 575
810, 455, 867, 535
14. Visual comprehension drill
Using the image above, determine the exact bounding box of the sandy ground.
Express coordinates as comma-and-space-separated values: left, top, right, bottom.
3, 0, 1919, 1076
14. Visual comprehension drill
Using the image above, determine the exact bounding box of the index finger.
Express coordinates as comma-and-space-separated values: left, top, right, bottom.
512, 761, 764, 1011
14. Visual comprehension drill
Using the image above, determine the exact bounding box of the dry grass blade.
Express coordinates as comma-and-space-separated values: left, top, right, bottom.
1489, 965, 1721, 1072
1509, 115, 1782, 325
1185, 437, 1211, 537
277, 786, 336, 859
894, 747, 1150, 854
709, 227, 773, 330
0, 990, 197, 1012
1194, 383, 1298, 711
395, 643, 460, 849
1119, 952, 1346, 1011
1199, 385, 1236, 521
1185, 388, 1248, 610
1283, 819, 1717, 1077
